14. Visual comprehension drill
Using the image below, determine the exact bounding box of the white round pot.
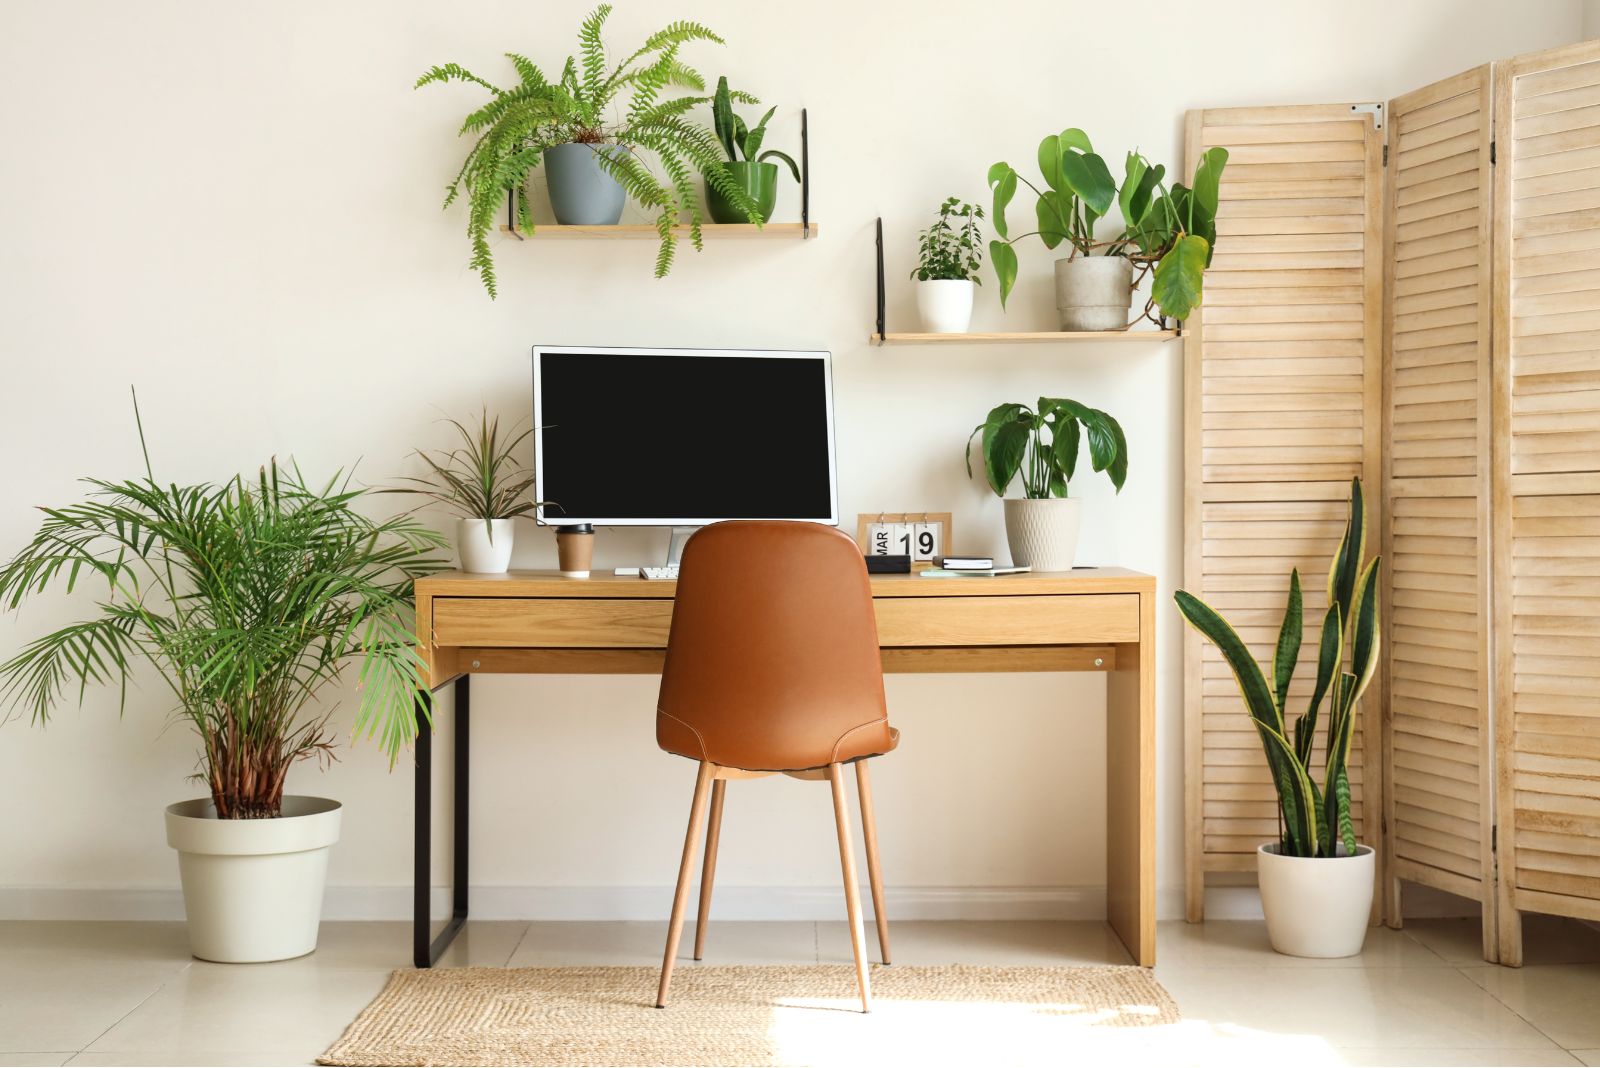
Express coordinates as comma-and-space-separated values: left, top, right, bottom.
1054, 256, 1133, 331
165, 796, 341, 963
915, 279, 976, 334
1002, 497, 1083, 572
1257, 842, 1375, 958
458, 518, 513, 573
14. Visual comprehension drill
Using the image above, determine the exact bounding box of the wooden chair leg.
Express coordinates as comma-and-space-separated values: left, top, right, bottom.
829, 762, 872, 1013
658, 761, 715, 1008
693, 778, 727, 961
855, 759, 891, 965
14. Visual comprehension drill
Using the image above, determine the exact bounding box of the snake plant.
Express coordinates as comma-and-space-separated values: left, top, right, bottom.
1174, 478, 1380, 859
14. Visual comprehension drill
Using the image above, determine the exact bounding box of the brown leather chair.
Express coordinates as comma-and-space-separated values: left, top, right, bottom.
654, 521, 897, 1013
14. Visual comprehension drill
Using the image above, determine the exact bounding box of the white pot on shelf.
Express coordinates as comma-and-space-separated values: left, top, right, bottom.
1002, 497, 1083, 572
457, 517, 514, 573
1257, 842, 1375, 958
916, 278, 976, 334
164, 796, 341, 963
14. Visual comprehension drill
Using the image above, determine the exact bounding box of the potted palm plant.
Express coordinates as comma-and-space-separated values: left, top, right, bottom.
391, 410, 541, 575
705, 76, 800, 224
0, 413, 446, 962
965, 397, 1127, 570
1174, 479, 1380, 958
986, 129, 1228, 329
418, 5, 760, 297
911, 197, 985, 334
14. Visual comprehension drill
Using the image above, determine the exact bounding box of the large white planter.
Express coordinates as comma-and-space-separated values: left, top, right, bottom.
165, 795, 341, 963
1257, 842, 1375, 958
1002, 497, 1083, 572
458, 517, 514, 573
1054, 256, 1133, 331
915, 279, 976, 334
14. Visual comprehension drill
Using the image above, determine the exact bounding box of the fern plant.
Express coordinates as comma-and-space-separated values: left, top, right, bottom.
418, 5, 758, 296
1174, 478, 1381, 859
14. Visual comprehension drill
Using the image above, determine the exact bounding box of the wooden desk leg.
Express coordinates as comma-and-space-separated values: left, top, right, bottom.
414, 675, 470, 969
1106, 593, 1156, 966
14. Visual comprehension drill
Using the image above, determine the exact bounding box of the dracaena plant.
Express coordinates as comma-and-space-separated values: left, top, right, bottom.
965, 398, 1128, 499
986, 129, 1229, 325
0, 402, 449, 819
1174, 478, 1380, 859
710, 76, 800, 180
417, 5, 758, 296
388, 410, 543, 543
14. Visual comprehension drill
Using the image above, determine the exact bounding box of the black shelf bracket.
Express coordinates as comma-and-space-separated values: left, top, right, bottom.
874, 216, 886, 344
800, 108, 811, 239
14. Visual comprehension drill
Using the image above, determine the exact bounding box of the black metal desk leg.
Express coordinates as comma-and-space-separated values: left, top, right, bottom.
414, 675, 471, 968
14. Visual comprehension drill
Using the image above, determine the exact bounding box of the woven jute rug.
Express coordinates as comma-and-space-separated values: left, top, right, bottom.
318, 964, 1180, 1067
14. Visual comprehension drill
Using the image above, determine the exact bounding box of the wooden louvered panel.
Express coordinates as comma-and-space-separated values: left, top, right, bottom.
1493, 41, 1600, 963
1381, 65, 1496, 956
1184, 105, 1384, 920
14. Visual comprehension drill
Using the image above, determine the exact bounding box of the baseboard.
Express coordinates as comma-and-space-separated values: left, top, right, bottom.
0, 884, 1175, 923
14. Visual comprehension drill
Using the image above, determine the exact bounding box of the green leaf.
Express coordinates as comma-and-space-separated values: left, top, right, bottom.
1035, 191, 1071, 250
1038, 134, 1064, 194
1059, 127, 1093, 153
1051, 417, 1080, 482
1119, 153, 1149, 227
1151, 233, 1210, 320
990, 240, 1018, 308
1272, 569, 1303, 716
1059, 151, 1115, 218
982, 413, 1029, 496
1192, 146, 1229, 220
1327, 477, 1366, 628
987, 162, 1018, 240
1295, 603, 1341, 767
757, 149, 800, 183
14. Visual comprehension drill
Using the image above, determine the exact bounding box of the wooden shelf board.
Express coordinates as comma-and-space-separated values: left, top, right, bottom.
500, 222, 816, 240
871, 330, 1179, 344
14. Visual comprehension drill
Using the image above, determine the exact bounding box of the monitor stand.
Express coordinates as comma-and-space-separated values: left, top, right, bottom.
665, 526, 699, 567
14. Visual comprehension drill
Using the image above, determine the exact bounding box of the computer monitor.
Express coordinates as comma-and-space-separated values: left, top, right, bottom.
532, 346, 839, 554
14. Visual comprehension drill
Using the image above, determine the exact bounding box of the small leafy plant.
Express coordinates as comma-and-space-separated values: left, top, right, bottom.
1174, 478, 1380, 859
710, 76, 800, 180
390, 410, 542, 543
0, 401, 448, 819
911, 197, 985, 284
987, 129, 1229, 324
966, 398, 1127, 499
418, 5, 757, 295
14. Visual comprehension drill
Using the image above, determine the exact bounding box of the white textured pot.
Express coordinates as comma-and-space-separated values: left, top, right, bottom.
165, 796, 341, 963
458, 517, 513, 574
915, 279, 976, 334
1054, 256, 1133, 331
1257, 842, 1375, 958
1002, 497, 1083, 572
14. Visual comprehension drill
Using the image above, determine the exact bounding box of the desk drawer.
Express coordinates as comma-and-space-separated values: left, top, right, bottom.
433, 598, 673, 648
873, 594, 1140, 646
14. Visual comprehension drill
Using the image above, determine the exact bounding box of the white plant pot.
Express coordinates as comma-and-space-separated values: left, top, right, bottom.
915, 279, 976, 334
165, 795, 341, 963
1054, 256, 1133, 331
458, 518, 514, 573
1257, 842, 1375, 958
1002, 497, 1083, 572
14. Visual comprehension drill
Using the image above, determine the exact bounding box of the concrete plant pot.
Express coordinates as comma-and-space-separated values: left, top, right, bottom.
544, 142, 629, 225
1257, 842, 1375, 958
916, 279, 976, 334
1002, 497, 1083, 572
1054, 256, 1133, 331
165, 796, 341, 963
458, 518, 514, 574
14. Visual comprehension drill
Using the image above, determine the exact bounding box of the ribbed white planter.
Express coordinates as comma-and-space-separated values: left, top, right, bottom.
915, 279, 976, 334
165, 796, 341, 963
1054, 256, 1133, 331
1257, 842, 1375, 958
1002, 498, 1083, 572
458, 518, 513, 573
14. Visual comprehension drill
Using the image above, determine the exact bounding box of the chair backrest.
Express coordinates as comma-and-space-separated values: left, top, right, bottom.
656, 521, 892, 772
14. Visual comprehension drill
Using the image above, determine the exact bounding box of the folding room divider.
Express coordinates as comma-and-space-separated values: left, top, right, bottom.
1183, 39, 1600, 966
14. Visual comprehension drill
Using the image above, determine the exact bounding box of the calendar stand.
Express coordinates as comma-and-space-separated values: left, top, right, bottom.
855, 512, 953, 568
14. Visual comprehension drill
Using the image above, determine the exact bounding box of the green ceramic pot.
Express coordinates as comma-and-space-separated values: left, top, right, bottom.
707, 161, 778, 224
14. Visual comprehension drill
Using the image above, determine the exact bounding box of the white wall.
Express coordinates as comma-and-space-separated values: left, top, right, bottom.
0, 0, 1583, 921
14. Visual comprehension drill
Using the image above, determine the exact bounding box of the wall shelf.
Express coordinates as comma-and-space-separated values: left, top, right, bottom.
500, 222, 817, 240
872, 330, 1178, 345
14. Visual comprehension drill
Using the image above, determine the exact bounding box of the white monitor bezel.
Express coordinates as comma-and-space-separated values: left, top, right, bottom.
531, 345, 840, 527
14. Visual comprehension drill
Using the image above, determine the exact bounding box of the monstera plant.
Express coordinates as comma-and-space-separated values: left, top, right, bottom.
987, 130, 1228, 328
1174, 478, 1381, 958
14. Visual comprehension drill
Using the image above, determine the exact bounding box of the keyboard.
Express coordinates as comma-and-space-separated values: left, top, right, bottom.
639, 566, 680, 580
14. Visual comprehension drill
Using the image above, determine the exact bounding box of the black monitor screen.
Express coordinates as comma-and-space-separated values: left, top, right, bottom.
534, 348, 836, 524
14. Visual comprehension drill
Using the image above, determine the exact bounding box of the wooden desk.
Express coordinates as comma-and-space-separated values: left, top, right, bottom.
411, 567, 1157, 967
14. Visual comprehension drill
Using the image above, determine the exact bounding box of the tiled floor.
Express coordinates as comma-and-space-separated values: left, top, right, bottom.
1, 916, 1597, 1066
